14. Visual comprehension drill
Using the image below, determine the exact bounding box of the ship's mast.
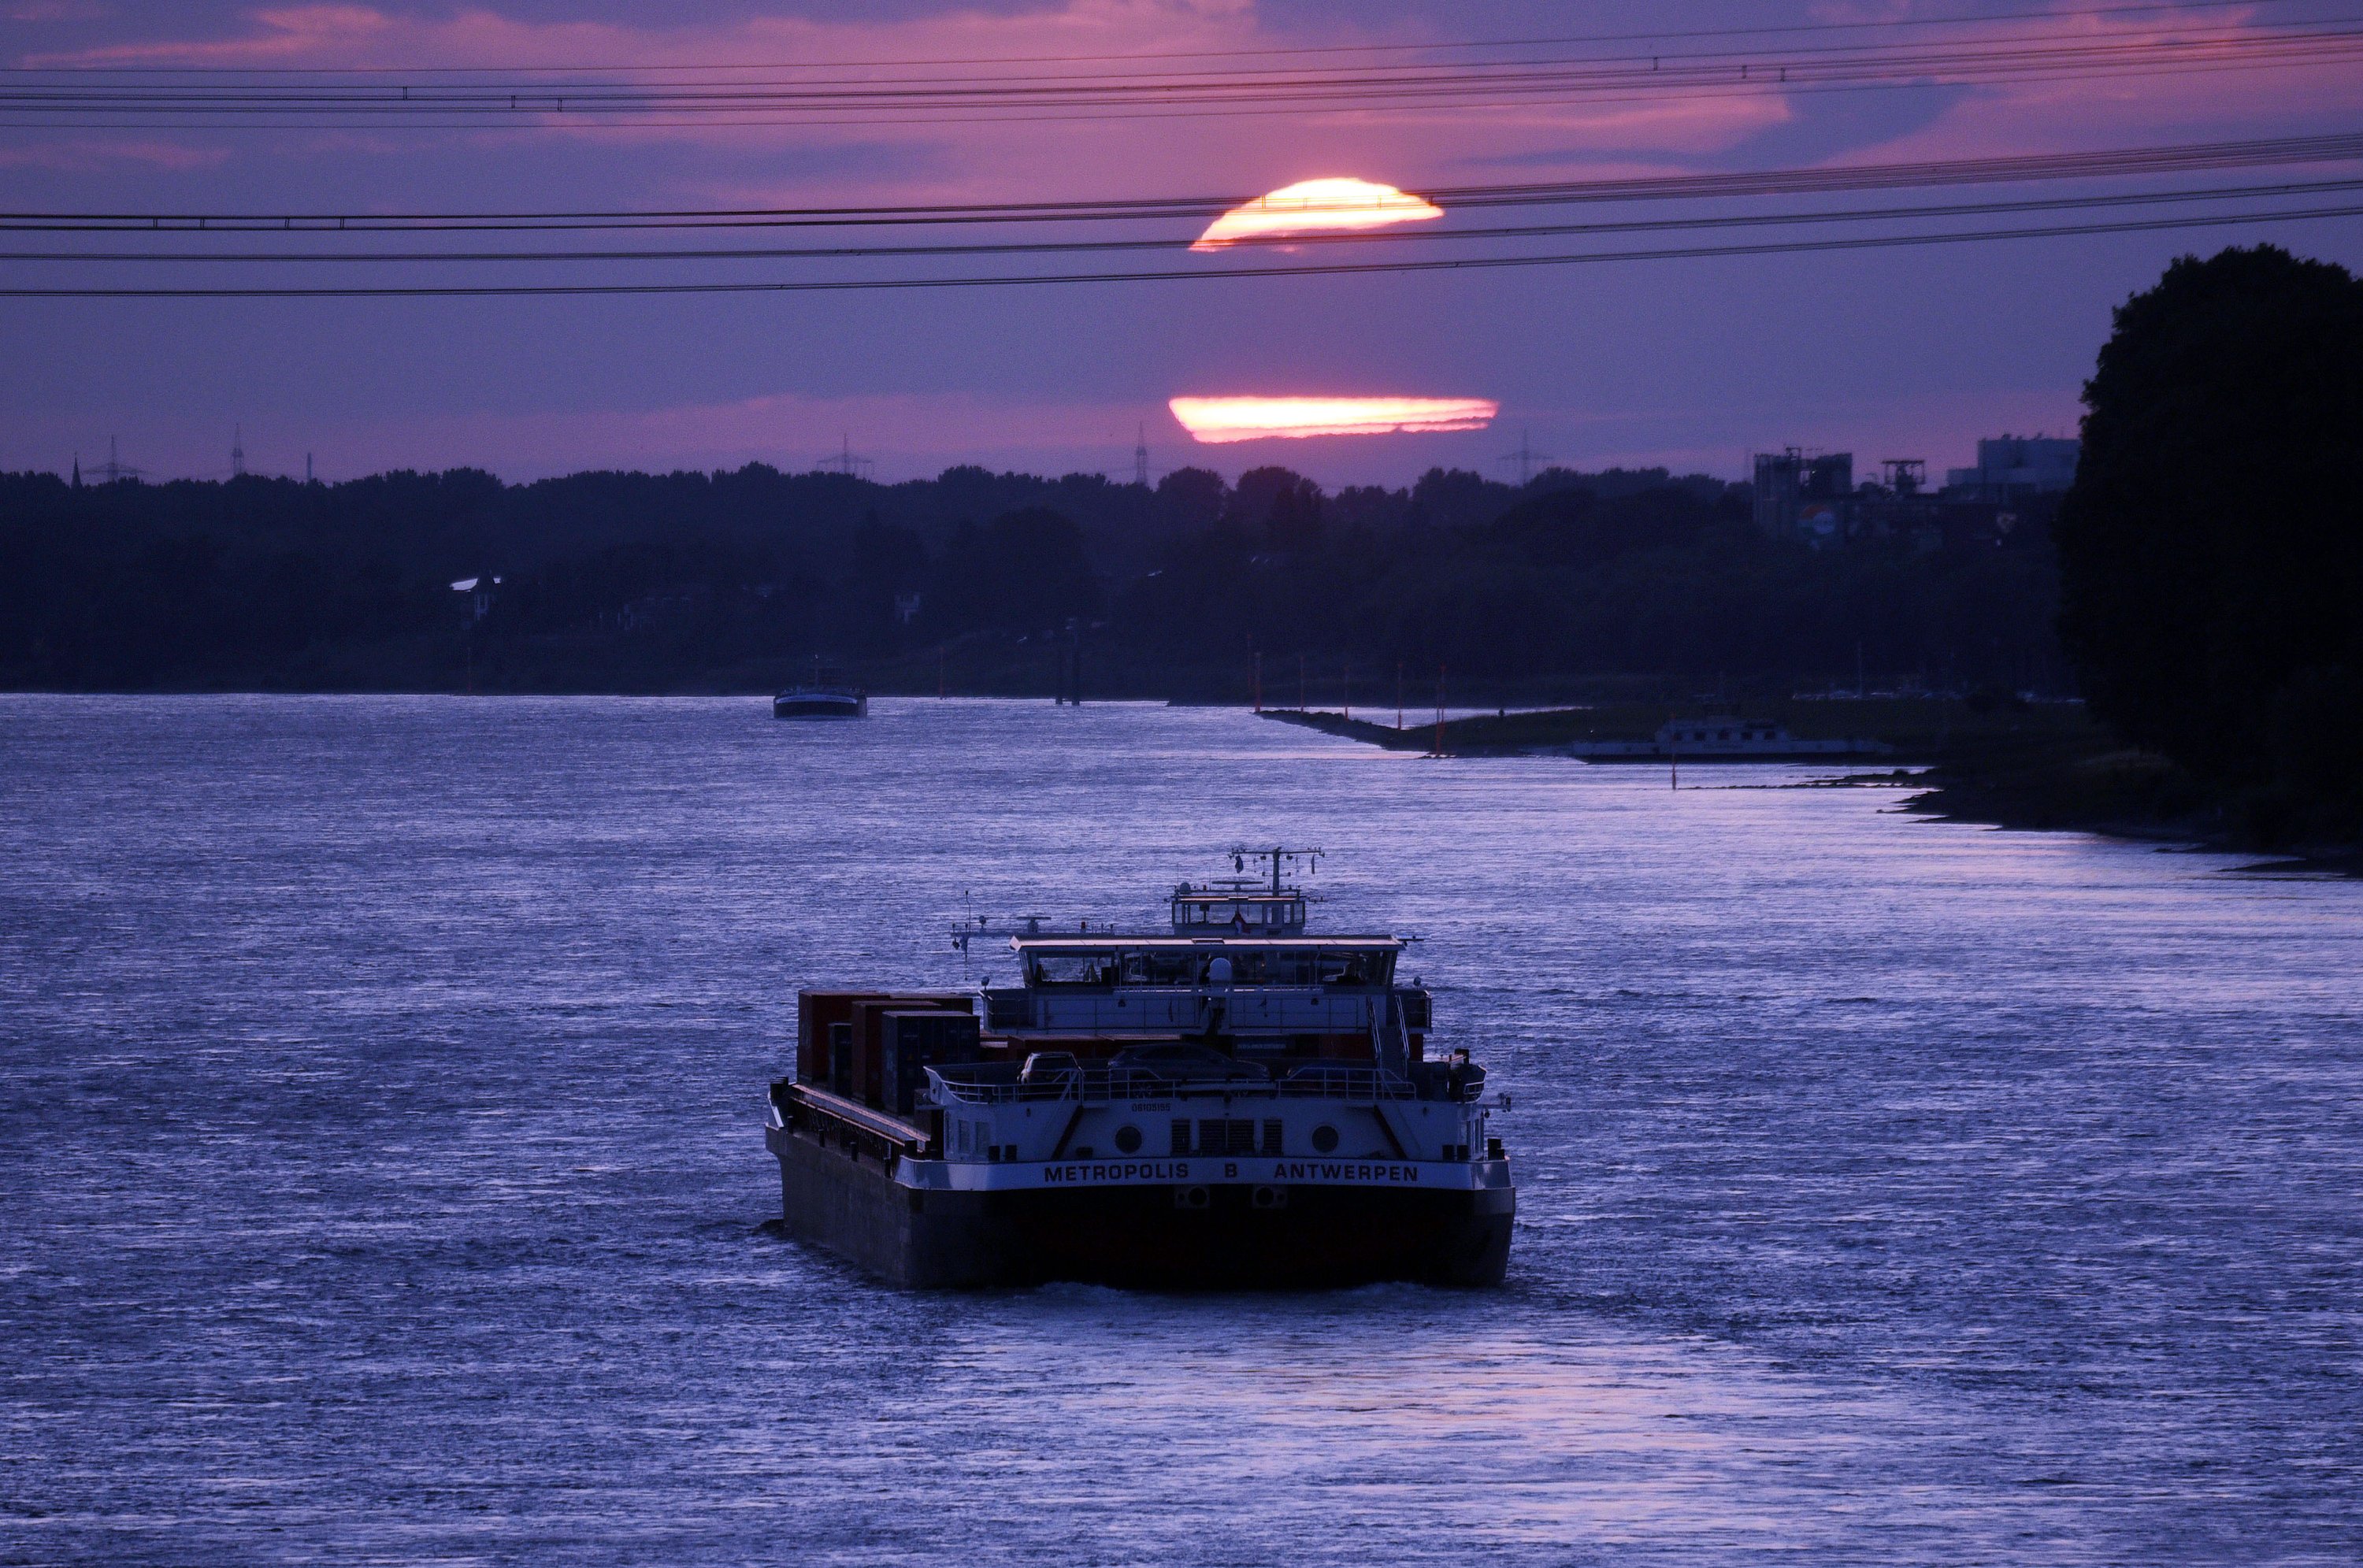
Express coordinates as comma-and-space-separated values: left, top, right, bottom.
1233, 845, 1322, 894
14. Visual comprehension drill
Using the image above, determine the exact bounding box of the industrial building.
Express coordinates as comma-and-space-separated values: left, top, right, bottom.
1943, 436, 2080, 502
1750, 449, 1856, 540
1749, 435, 2079, 547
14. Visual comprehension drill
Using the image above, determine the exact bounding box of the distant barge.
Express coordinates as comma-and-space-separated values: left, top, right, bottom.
771, 689, 866, 718
772, 660, 866, 719
763, 854, 1514, 1288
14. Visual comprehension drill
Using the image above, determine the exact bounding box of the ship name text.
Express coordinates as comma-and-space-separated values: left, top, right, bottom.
1033, 1159, 1428, 1186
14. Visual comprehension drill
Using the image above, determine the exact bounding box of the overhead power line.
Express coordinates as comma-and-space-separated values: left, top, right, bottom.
2, 200, 2354, 297
19, 59, 2353, 136
4, 178, 2354, 264
6, 130, 2360, 233
4, 0, 2299, 74
9, 12, 2332, 94
2, 20, 2356, 125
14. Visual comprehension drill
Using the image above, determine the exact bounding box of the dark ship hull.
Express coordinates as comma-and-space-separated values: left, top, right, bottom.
772, 691, 866, 718
766, 1107, 1512, 1290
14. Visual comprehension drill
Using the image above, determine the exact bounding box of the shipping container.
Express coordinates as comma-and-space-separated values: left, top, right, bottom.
797, 990, 973, 1090
828, 1021, 854, 1097
852, 994, 974, 1108
878, 1010, 985, 1116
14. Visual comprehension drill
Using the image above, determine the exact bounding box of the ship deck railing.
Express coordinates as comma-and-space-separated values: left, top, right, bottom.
926, 1063, 1485, 1107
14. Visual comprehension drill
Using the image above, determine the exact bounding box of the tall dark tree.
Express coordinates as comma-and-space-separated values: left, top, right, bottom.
923, 506, 1101, 637
1475, 482, 1717, 570
2054, 246, 2363, 833
1233, 467, 1324, 557
0, 455, 2057, 701
843, 511, 929, 650
1226, 467, 1317, 535
1153, 467, 1228, 531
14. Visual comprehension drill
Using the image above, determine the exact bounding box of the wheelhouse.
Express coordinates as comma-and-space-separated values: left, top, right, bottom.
1170, 882, 1309, 935
1019, 937, 1399, 990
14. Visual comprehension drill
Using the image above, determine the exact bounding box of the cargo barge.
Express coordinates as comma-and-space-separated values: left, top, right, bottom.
763, 852, 1515, 1288
772, 658, 866, 718
771, 689, 866, 718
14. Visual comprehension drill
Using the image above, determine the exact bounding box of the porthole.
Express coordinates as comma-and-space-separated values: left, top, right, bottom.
1113, 1124, 1143, 1155
1311, 1124, 1340, 1154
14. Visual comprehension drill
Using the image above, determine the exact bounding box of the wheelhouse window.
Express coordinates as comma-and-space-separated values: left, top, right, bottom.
1124, 950, 1201, 985
1022, 942, 1396, 988
1316, 949, 1390, 986
1213, 946, 1397, 986
1173, 895, 1307, 928
1028, 952, 1119, 985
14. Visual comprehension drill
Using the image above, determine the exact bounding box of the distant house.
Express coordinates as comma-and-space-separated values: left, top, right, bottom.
450, 575, 501, 623
615, 594, 688, 632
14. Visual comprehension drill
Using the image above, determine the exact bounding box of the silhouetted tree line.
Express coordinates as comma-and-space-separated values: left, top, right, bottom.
2056, 245, 2363, 840
0, 447, 2062, 697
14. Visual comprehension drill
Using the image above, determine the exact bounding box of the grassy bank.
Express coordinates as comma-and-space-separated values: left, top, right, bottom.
1263, 697, 2356, 867
1267, 699, 2354, 869
1259, 695, 2102, 762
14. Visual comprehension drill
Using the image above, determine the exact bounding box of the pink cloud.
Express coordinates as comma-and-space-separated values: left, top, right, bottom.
1725, 3, 2363, 166
0, 2, 2343, 497
25, 4, 2300, 214
23, 2, 1265, 72
0, 138, 232, 172
20, 0, 2340, 227
9, 2, 1809, 207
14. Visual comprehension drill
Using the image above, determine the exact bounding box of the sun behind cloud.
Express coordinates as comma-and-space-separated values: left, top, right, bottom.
1169, 396, 1499, 443
1190, 178, 1444, 252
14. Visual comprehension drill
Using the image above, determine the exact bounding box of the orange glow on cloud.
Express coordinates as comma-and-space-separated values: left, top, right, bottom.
1191, 178, 1444, 251
1169, 396, 1499, 443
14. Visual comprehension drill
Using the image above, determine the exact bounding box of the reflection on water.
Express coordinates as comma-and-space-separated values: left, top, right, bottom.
929, 1296, 2012, 1559
1, 695, 2357, 1565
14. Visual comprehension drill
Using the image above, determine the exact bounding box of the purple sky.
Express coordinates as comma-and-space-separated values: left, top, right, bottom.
3, 1, 2358, 488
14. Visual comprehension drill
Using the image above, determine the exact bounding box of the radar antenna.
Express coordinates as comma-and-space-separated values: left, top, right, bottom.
1229, 844, 1322, 895
950, 912, 1056, 955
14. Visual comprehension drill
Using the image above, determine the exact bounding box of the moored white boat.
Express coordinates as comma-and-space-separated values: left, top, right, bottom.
1569, 715, 1890, 760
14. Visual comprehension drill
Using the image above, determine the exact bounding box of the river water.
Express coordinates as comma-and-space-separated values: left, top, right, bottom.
2, 695, 2357, 1566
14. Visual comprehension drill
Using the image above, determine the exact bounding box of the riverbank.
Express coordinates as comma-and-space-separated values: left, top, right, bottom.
1261, 699, 2360, 870
1902, 736, 2362, 872
1258, 695, 2101, 762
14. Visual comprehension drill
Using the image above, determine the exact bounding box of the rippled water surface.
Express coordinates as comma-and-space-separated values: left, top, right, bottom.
3, 695, 2359, 1566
